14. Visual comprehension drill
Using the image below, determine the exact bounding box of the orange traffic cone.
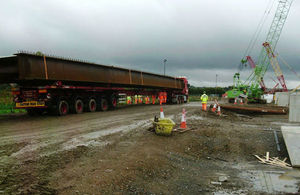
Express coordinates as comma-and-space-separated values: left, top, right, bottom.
217, 105, 221, 116
160, 106, 165, 118
211, 104, 217, 112
234, 98, 237, 105
240, 98, 244, 105
180, 108, 187, 129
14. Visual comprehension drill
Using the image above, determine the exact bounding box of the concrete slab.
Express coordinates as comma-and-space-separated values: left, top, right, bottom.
281, 126, 300, 167
275, 92, 289, 107
289, 94, 300, 122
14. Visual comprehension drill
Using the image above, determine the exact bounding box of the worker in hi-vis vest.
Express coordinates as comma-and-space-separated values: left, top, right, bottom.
127, 96, 132, 104
200, 92, 208, 111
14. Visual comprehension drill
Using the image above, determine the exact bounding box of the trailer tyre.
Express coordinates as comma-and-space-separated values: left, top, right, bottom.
176, 97, 180, 104
57, 100, 69, 116
109, 96, 117, 110
184, 96, 188, 103
74, 99, 84, 114
88, 98, 97, 112
100, 98, 108, 111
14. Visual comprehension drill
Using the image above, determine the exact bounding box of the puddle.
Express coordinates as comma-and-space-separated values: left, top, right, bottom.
235, 113, 251, 117
10, 140, 55, 158
167, 114, 175, 120
61, 119, 152, 151
213, 189, 248, 195
10, 119, 153, 158
187, 115, 203, 120
271, 122, 300, 126
239, 170, 300, 194
185, 102, 201, 107
241, 124, 259, 128
61, 139, 110, 151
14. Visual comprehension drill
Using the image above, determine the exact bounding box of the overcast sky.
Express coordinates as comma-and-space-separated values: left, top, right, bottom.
0, 0, 299, 88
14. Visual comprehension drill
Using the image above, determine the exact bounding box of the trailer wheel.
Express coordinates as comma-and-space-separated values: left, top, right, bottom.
57, 100, 69, 116
87, 98, 97, 112
176, 97, 180, 104
74, 99, 84, 114
109, 96, 117, 110
100, 98, 108, 111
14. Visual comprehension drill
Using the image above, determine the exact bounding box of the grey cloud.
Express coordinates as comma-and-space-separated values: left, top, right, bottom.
0, 0, 299, 87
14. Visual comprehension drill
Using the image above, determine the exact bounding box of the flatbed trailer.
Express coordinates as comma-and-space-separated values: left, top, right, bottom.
220, 104, 287, 114
0, 52, 188, 115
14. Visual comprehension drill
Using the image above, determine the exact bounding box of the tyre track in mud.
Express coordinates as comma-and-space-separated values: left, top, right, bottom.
0, 104, 187, 159
0, 103, 189, 194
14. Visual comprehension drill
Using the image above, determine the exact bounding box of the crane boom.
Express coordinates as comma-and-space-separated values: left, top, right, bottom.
246, 55, 267, 91
250, 0, 293, 89
225, 0, 293, 102
263, 42, 288, 92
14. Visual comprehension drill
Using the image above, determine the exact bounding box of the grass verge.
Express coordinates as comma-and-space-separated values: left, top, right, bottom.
0, 85, 25, 114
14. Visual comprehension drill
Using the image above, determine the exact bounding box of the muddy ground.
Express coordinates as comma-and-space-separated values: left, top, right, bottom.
0, 102, 299, 194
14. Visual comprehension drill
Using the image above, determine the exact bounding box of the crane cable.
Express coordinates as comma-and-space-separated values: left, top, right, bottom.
277, 53, 300, 79
277, 52, 300, 92
238, 0, 276, 72
247, 0, 276, 57
244, 0, 275, 56
268, 75, 278, 84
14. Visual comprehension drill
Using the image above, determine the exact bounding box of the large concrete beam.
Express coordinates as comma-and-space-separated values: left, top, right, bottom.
281, 126, 300, 167
289, 93, 300, 122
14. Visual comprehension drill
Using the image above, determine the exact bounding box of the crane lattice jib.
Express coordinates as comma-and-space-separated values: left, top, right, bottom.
253, 0, 293, 86
263, 42, 288, 91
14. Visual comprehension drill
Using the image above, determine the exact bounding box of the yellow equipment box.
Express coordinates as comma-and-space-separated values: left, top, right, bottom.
153, 118, 175, 136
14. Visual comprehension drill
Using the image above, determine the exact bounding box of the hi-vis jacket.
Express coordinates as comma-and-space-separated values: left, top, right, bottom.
200, 94, 208, 104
